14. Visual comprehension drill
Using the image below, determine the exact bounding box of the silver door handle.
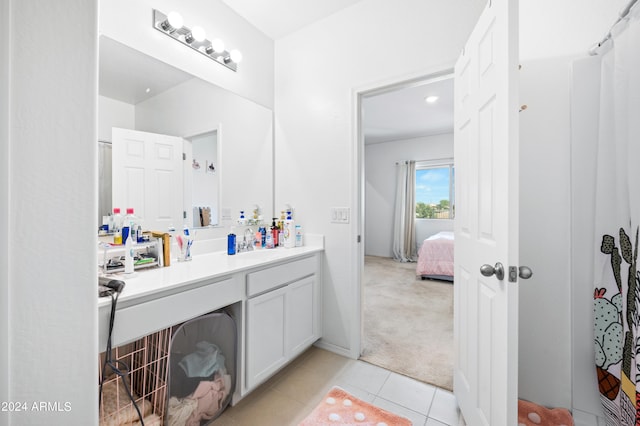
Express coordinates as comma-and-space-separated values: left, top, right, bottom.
519, 266, 533, 279
480, 262, 505, 280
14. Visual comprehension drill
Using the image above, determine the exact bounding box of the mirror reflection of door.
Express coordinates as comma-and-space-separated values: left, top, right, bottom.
112, 127, 184, 234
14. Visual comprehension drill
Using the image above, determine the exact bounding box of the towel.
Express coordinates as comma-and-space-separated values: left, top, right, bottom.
178, 341, 225, 378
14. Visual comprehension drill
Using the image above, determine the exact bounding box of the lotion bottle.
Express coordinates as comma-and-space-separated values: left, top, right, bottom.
124, 233, 134, 273
284, 210, 295, 248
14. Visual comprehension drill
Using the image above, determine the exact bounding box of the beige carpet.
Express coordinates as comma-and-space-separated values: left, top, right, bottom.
360, 255, 454, 391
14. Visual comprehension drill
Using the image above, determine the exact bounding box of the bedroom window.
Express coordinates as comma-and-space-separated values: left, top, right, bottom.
415, 161, 454, 219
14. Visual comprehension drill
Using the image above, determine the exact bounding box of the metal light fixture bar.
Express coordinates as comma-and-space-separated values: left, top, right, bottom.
152, 9, 239, 72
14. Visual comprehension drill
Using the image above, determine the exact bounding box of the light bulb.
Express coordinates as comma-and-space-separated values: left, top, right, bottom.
211, 38, 225, 53
191, 26, 206, 42
425, 95, 439, 103
229, 49, 243, 64
166, 11, 183, 30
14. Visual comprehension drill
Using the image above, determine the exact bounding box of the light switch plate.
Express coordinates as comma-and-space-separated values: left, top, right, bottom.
221, 208, 232, 221
331, 207, 350, 224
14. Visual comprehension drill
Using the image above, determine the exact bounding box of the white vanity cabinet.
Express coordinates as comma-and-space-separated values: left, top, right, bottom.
245, 254, 321, 390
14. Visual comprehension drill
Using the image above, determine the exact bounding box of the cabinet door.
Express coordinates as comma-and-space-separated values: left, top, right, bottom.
246, 286, 287, 390
287, 276, 317, 357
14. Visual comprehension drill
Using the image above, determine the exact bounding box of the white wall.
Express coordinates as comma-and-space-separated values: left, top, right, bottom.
0, 0, 9, 410
98, 96, 135, 142
518, 57, 574, 409
570, 56, 604, 424
275, 0, 486, 355
135, 78, 273, 242
100, 0, 274, 109
3, 1, 98, 424
365, 134, 453, 258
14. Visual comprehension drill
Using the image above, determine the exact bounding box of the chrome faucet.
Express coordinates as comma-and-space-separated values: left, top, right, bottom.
239, 228, 254, 252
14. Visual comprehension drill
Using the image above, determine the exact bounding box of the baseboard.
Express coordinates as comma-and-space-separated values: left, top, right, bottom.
314, 340, 356, 359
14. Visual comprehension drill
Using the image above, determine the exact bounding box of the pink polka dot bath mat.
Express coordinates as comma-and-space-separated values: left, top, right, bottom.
518, 399, 573, 426
299, 386, 412, 426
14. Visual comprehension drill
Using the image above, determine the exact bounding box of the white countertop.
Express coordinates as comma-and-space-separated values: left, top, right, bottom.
98, 241, 323, 309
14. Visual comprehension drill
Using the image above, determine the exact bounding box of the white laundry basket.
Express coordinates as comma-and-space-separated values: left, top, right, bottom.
166, 311, 237, 426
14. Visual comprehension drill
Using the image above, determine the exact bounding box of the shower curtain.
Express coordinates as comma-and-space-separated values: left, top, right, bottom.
593, 4, 640, 425
392, 160, 416, 262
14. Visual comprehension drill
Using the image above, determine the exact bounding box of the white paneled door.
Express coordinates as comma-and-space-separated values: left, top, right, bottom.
453, 0, 519, 425
112, 127, 184, 233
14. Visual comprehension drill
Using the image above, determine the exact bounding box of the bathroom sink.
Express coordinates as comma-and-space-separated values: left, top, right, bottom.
237, 249, 283, 261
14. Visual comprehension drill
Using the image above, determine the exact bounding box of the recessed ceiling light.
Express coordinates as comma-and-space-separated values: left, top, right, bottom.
425, 95, 439, 103
145, 88, 151, 93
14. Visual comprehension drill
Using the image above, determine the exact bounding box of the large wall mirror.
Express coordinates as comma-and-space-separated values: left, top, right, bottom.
98, 36, 273, 237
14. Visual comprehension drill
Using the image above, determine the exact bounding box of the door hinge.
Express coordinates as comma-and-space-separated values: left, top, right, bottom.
183, 210, 187, 219
182, 152, 186, 160
357, 235, 361, 243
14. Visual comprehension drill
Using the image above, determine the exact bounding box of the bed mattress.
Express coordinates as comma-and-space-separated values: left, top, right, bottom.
416, 231, 454, 279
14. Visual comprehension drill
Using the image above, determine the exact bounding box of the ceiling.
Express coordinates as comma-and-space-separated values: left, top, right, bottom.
362, 77, 454, 144
99, 36, 193, 105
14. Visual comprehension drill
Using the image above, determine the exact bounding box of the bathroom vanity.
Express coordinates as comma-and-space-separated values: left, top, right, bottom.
98, 238, 323, 404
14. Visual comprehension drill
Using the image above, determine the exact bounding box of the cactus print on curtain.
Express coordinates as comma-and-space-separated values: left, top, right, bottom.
593, 5, 640, 425
595, 229, 639, 425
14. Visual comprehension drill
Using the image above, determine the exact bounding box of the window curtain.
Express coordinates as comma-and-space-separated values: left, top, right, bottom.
392, 160, 416, 262
593, 5, 640, 425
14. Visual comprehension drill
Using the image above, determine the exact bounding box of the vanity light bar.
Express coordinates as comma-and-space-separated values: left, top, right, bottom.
152, 9, 241, 72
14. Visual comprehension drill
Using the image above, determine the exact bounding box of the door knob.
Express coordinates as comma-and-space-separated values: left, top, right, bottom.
480, 262, 505, 280
519, 266, 533, 279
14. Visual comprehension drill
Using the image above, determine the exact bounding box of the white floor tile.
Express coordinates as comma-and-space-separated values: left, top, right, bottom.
330, 381, 376, 403
339, 360, 391, 394
377, 372, 436, 415
372, 396, 427, 426
426, 418, 449, 426
428, 389, 461, 426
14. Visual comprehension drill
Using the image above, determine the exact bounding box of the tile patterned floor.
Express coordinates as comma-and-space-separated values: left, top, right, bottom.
213, 346, 465, 425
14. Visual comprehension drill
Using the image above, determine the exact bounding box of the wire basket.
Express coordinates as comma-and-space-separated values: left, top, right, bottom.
99, 328, 171, 425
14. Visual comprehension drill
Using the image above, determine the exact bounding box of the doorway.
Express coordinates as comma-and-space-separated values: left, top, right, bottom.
358, 72, 455, 390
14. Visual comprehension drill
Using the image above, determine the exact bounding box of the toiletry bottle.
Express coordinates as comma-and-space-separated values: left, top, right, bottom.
238, 210, 246, 225
112, 207, 123, 244
123, 208, 139, 245
271, 218, 279, 247
112, 207, 123, 233
124, 231, 134, 273
114, 229, 123, 245
295, 224, 303, 247
227, 227, 236, 255
266, 230, 274, 249
254, 230, 262, 249
284, 211, 295, 248
259, 226, 267, 248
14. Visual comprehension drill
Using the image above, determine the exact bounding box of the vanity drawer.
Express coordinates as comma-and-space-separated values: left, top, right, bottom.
101, 276, 241, 351
246, 255, 317, 297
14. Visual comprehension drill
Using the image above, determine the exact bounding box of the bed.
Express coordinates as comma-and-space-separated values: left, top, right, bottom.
416, 231, 454, 281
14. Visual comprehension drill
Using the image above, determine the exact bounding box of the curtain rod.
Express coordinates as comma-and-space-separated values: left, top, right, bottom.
589, 0, 638, 55
395, 157, 453, 165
